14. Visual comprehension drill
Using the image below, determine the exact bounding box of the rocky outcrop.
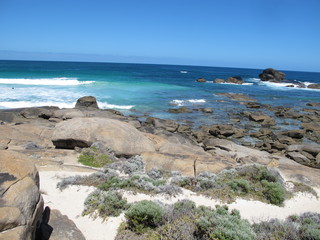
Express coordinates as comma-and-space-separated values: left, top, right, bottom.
286, 144, 320, 168
52, 117, 155, 156
209, 124, 244, 138
214, 78, 224, 83
168, 107, 192, 114
0, 151, 43, 240
216, 93, 256, 102
259, 68, 286, 82
307, 83, 320, 89
248, 112, 276, 125
226, 76, 243, 84
144, 117, 179, 133
196, 78, 206, 82
75, 96, 99, 109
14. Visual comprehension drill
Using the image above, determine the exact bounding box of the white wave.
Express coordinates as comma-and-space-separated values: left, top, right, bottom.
180, 71, 188, 74
242, 83, 254, 85
0, 101, 75, 109
259, 81, 320, 91
247, 78, 260, 82
220, 82, 253, 86
0, 77, 94, 86
170, 99, 206, 106
98, 102, 134, 110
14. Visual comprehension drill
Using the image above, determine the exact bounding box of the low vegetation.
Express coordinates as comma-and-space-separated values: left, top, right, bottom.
172, 164, 289, 205
78, 146, 114, 168
116, 199, 320, 240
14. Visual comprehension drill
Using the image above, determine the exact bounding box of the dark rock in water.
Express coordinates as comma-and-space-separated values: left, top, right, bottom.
75, 96, 99, 109
226, 76, 244, 84
286, 85, 295, 88
259, 68, 286, 82
279, 130, 304, 139
214, 78, 224, 83
196, 78, 206, 82
248, 112, 275, 125
209, 124, 235, 137
193, 108, 213, 113
307, 83, 320, 89
216, 93, 256, 102
168, 107, 192, 114
245, 102, 263, 109
49, 209, 85, 240
306, 102, 320, 107
145, 117, 179, 133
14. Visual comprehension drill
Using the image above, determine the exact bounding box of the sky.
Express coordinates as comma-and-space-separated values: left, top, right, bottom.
0, 0, 320, 72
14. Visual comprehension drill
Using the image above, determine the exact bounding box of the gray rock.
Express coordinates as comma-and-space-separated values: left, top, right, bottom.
49, 209, 85, 240
75, 96, 99, 109
259, 68, 286, 82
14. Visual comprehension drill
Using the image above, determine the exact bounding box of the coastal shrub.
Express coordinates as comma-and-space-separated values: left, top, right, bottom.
253, 213, 320, 240
83, 190, 129, 219
147, 168, 164, 179
253, 219, 299, 240
195, 205, 255, 240
78, 146, 114, 168
261, 180, 285, 205
125, 200, 165, 233
123, 155, 144, 175
98, 174, 174, 195
57, 171, 118, 190
229, 179, 251, 194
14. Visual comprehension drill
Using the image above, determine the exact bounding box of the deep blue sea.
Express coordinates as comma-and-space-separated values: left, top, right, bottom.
0, 60, 319, 128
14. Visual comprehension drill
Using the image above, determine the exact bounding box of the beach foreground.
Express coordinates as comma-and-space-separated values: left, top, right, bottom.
0, 96, 320, 239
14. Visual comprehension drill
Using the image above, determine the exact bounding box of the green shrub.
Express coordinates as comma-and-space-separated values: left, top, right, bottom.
229, 179, 251, 194
196, 205, 255, 240
83, 190, 129, 219
261, 180, 285, 205
78, 147, 114, 167
125, 200, 165, 233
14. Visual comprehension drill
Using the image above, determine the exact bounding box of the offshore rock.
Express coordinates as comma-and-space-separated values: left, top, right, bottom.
307, 83, 320, 89
226, 76, 243, 84
259, 68, 286, 82
196, 78, 206, 82
214, 78, 224, 83
75, 96, 99, 109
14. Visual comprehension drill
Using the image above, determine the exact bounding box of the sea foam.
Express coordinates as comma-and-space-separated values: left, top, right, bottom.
170, 99, 206, 106
0, 77, 94, 86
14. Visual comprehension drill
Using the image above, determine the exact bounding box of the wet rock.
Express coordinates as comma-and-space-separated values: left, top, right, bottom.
145, 117, 179, 133
209, 124, 235, 137
245, 102, 263, 108
306, 102, 320, 107
214, 78, 224, 83
196, 78, 206, 82
259, 68, 286, 82
307, 83, 320, 89
75, 96, 99, 109
248, 112, 275, 125
279, 130, 304, 139
226, 76, 243, 84
194, 108, 213, 113
216, 93, 256, 102
168, 107, 192, 114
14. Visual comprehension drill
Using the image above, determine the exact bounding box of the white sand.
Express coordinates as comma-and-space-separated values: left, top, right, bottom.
40, 170, 320, 240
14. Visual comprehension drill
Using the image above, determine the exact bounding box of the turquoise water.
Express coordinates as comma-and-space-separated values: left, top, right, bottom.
0, 60, 319, 127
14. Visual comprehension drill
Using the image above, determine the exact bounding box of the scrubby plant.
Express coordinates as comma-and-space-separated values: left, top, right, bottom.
123, 155, 144, 175
78, 146, 114, 168
261, 180, 285, 206
195, 205, 255, 240
125, 200, 165, 233
147, 168, 164, 179
83, 190, 129, 219
229, 179, 251, 194
57, 171, 118, 190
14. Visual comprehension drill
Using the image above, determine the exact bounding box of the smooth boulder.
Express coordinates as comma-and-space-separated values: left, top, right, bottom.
52, 117, 155, 156
259, 68, 286, 82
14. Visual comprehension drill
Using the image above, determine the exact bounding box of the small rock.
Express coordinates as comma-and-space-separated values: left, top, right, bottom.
75, 96, 99, 109
168, 107, 192, 114
214, 78, 224, 83
196, 78, 206, 82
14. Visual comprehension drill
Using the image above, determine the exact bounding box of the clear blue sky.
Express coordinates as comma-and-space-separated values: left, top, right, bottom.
0, 0, 320, 71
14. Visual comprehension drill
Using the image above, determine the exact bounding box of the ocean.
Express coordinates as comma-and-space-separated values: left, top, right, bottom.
0, 60, 319, 129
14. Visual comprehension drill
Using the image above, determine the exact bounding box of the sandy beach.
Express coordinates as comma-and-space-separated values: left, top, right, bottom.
39, 169, 320, 240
